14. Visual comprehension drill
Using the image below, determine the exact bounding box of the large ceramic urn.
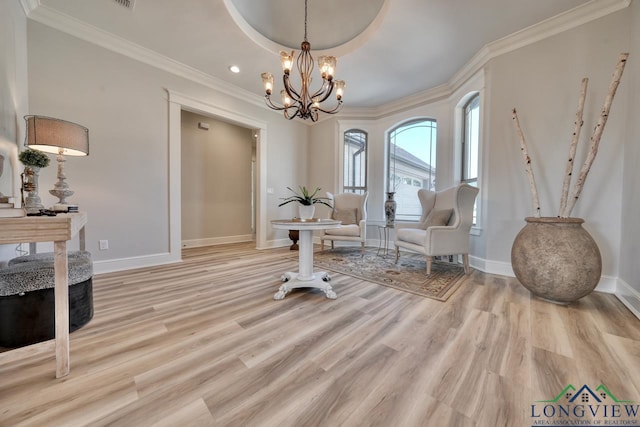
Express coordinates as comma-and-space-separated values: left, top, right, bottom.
511, 217, 602, 304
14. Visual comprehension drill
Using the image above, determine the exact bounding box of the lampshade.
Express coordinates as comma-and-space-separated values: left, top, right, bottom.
25, 115, 89, 156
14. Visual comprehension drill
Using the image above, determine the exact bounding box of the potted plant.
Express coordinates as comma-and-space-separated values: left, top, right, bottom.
19, 148, 51, 169
18, 148, 50, 214
278, 186, 332, 219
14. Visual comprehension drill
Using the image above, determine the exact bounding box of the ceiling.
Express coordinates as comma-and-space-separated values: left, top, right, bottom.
38, 0, 592, 109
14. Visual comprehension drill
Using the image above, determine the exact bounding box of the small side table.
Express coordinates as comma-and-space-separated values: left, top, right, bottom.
377, 224, 394, 256
271, 219, 342, 300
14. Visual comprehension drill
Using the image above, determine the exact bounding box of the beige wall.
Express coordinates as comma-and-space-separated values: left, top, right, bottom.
26, 20, 309, 271
310, 9, 631, 284
309, 99, 451, 228
181, 111, 254, 245
15, 3, 640, 300
619, 1, 640, 309
484, 9, 629, 278
0, 0, 28, 262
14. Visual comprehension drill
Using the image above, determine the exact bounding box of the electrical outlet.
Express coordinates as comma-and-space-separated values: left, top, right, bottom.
99, 240, 109, 250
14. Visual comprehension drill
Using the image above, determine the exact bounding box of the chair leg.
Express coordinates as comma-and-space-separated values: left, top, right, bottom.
361, 242, 365, 257
426, 256, 433, 275
395, 246, 399, 263
331, 241, 334, 249
463, 253, 470, 274
320, 238, 324, 252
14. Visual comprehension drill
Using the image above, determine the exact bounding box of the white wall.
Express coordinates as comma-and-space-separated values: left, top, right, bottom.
0, 0, 28, 263
181, 111, 254, 246
25, 21, 309, 270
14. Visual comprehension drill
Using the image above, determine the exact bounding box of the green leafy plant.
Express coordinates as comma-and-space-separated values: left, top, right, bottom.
278, 186, 332, 208
18, 148, 50, 168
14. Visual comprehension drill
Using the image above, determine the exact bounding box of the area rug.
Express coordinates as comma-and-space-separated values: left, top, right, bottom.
312, 247, 467, 301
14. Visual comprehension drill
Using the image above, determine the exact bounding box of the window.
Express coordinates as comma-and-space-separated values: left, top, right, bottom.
343, 129, 367, 194
462, 94, 480, 224
387, 119, 437, 221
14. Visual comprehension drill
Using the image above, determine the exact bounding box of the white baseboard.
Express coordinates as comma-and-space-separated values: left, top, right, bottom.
469, 255, 617, 294
615, 278, 640, 320
94, 252, 181, 275
469, 255, 514, 277
182, 234, 254, 248
95, 239, 283, 273
258, 238, 292, 250
92, 243, 631, 314
594, 275, 617, 294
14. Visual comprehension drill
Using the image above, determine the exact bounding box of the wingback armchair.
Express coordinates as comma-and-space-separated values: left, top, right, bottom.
394, 184, 479, 275
321, 192, 368, 255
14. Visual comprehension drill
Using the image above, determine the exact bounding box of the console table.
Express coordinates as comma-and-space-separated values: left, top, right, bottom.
271, 219, 341, 300
0, 212, 87, 378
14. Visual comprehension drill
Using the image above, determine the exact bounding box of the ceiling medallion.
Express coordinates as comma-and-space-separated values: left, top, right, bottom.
261, 0, 345, 122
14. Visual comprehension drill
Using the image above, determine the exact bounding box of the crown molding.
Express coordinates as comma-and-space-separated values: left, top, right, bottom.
167, 89, 267, 130
26, 4, 266, 109
488, 0, 631, 60
378, 0, 631, 118
19, 0, 40, 16
338, 82, 451, 120
26, 0, 631, 121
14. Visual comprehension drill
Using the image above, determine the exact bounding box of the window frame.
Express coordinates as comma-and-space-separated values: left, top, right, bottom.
342, 128, 368, 194
386, 118, 438, 222
461, 93, 480, 226
462, 94, 480, 186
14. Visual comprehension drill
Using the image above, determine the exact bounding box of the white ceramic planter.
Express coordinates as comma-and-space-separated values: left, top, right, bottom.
298, 205, 315, 220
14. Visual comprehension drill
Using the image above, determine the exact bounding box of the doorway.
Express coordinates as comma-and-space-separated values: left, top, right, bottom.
180, 111, 256, 248
167, 90, 267, 262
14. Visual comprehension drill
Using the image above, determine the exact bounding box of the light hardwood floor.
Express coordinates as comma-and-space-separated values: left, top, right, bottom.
1, 243, 639, 426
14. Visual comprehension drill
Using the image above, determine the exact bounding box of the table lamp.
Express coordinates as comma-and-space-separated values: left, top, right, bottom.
24, 115, 89, 211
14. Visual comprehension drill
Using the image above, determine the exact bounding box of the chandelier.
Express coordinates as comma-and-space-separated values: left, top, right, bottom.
261, 0, 345, 122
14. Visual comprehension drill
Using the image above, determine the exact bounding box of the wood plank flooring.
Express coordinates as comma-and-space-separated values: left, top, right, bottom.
1, 243, 639, 426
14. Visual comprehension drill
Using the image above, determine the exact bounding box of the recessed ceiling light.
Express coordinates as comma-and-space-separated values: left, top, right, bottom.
229, 65, 240, 74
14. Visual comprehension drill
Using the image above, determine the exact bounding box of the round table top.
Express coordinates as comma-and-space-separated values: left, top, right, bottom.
271, 219, 341, 231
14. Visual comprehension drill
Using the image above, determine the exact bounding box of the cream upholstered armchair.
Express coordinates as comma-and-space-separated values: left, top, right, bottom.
394, 184, 479, 275
321, 192, 368, 255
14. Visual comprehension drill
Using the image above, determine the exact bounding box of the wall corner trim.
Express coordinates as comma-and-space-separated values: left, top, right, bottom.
615, 278, 640, 320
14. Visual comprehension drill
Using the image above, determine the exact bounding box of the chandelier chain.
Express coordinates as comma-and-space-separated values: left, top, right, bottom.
304, 0, 308, 42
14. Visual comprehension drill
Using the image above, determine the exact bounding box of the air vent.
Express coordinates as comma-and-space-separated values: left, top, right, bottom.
113, 0, 135, 10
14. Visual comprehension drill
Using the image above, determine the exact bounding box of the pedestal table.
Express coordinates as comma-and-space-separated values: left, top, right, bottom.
271, 219, 341, 300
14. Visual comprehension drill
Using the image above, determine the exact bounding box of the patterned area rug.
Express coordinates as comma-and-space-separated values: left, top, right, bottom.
312, 247, 467, 301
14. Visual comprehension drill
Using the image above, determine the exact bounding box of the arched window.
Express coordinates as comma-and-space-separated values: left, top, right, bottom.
343, 129, 367, 194
387, 119, 437, 221
462, 94, 480, 224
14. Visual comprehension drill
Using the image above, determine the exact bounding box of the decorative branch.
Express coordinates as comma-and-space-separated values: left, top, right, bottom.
564, 52, 629, 217
512, 108, 541, 217
559, 77, 588, 217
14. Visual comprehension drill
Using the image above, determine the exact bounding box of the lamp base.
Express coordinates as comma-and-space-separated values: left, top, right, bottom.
49, 187, 74, 205
52, 203, 78, 213
50, 152, 75, 205
52, 203, 69, 213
